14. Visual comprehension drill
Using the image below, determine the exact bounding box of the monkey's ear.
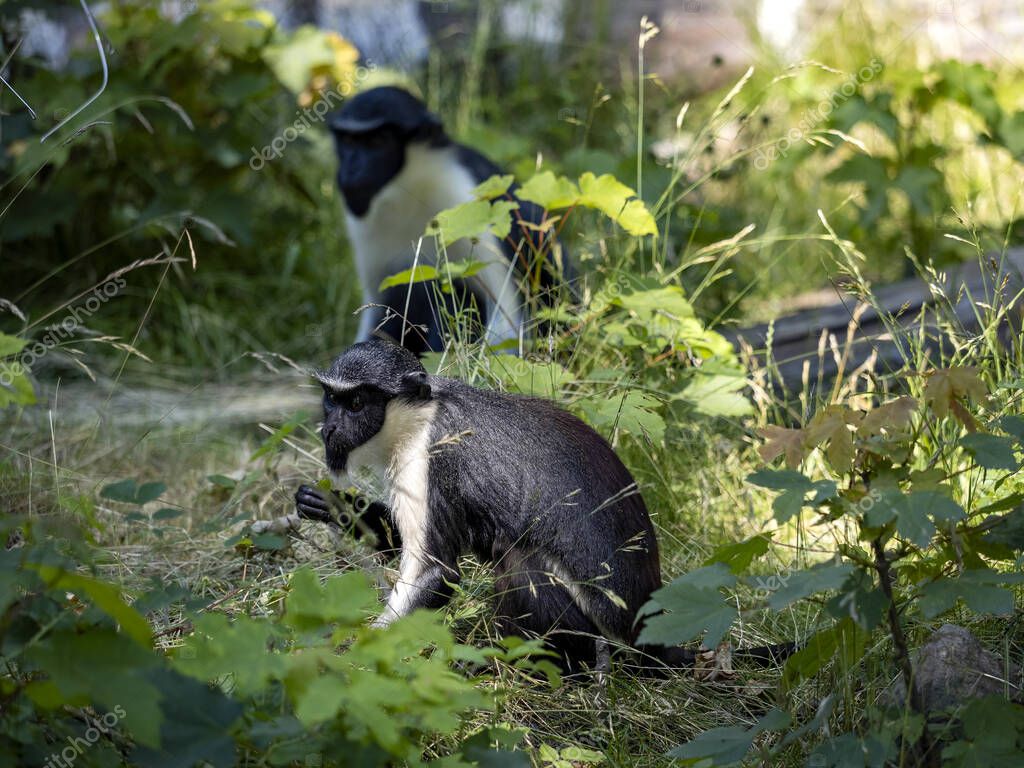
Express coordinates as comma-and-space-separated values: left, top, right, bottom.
413, 112, 444, 143
401, 371, 431, 400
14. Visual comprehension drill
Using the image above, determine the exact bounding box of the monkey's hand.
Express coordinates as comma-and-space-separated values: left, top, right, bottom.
294, 484, 346, 526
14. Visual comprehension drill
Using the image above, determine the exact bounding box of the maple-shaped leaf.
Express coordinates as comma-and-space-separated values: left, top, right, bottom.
924, 367, 987, 430
806, 406, 861, 472
859, 396, 918, 437
757, 425, 806, 468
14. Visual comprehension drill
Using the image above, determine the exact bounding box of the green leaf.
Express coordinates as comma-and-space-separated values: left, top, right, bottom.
459, 727, 531, 768
516, 171, 580, 210
426, 198, 520, 246
996, 110, 1024, 156
0, 332, 26, 357
293, 674, 347, 726
666, 708, 790, 765
251, 533, 286, 550
980, 505, 1024, 551
136, 482, 167, 505
133, 666, 243, 768
637, 564, 737, 648
677, 372, 753, 417
473, 174, 515, 199
284, 567, 377, 630
894, 165, 941, 216
746, 469, 811, 491
495, 357, 575, 398
580, 390, 666, 444
766, 561, 854, 611
263, 25, 346, 93
746, 470, 836, 523
705, 534, 772, 575
934, 61, 1002, 126
960, 433, 1021, 471
250, 413, 304, 461
153, 507, 185, 521
941, 697, 1024, 768
811, 732, 892, 768
616, 285, 695, 318
831, 93, 899, 142
782, 618, 866, 691
919, 569, 1024, 618
0, 359, 36, 408
101, 478, 141, 503
379, 264, 440, 292
864, 490, 962, 547
207, 474, 237, 489
998, 415, 1024, 444
25, 629, 164, 747
100, 479, 166, 506
825, 154, 891, 225
31, 565, 153, 646
826, 570, 887, 630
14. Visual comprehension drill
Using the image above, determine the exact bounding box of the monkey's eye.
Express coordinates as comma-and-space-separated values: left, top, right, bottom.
347, 393, 364, 413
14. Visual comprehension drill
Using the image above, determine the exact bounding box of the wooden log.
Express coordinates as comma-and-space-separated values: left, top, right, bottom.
723, 249, 1024, 392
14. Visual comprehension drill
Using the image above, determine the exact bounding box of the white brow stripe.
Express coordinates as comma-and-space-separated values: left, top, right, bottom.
312, 374, 360, 391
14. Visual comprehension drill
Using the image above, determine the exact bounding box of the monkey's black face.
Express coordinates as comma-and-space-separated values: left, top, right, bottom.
328, 87, 447, 217
314, 340, 433, 471
332, 127, 406, 217
320, 385, 389, 472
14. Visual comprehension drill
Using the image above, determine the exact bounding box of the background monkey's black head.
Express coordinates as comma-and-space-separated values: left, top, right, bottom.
313, 340, 432, 472
327, 87, 447, 217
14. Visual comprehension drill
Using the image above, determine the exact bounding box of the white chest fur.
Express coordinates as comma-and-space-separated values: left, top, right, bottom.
342, 399, 438, 556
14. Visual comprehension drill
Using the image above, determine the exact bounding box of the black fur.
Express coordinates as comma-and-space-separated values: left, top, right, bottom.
424, 377, 662, 667
304, 340, 661, 670
375, 279, 487, 357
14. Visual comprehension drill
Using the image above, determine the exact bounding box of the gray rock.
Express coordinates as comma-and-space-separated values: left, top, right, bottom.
887, 624, 1020, 712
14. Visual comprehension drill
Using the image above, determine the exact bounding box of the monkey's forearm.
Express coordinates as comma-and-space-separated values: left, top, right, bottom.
372, 561, 459, 628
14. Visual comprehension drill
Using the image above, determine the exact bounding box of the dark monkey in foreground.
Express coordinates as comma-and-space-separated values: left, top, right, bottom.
293, 340, 793, 670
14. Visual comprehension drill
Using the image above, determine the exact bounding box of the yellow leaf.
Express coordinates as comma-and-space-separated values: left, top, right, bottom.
517, 171, 580, 210
472, 174, 515, 200
578, 172, 658, 236
757, 425, 806, 468
806, 406, 859, 473
924, 367, 987, 426
859, 396, 918, 437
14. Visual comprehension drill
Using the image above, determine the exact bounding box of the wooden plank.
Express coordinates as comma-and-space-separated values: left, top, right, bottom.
724, 250, 1024, 391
